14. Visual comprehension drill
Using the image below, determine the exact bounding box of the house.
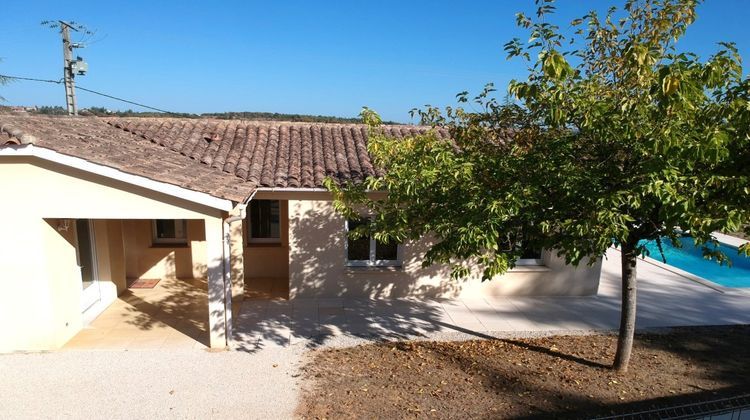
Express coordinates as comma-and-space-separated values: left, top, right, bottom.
0, 114, 602, 352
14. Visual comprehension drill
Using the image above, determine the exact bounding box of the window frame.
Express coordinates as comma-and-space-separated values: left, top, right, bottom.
514, 243, 544, 266
500, 237, 545, 266
247, 200, 282, 244
515, 252, 545, 266
345, 218, 402, 267
152, 219, 188, 245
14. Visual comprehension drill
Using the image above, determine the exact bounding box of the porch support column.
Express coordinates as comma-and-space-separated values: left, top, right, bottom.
228, 211, 245, 318
205, 216, 227, 349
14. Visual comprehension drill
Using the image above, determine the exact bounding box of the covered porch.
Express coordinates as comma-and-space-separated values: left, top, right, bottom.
0, 150, 248, 352
64, 277, 209, 350
53, 214, 242, 351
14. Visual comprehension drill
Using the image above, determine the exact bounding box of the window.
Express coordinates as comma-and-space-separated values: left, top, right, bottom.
152, 219, 187, 244
346, 218, 401, 267
248, 200, 281, 243
500, 236, 544, 266
516, 246, 544, 266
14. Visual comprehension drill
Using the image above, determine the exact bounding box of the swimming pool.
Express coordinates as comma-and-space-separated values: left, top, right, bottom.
639, 235, 750, 288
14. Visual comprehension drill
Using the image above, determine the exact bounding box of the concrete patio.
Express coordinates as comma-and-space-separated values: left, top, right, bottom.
60, 247, 750, 353
63, 277, 209, 351
232, 248, 750, 351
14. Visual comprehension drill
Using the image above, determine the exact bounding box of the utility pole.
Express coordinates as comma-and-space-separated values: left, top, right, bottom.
59, 21, 87, 116
61, 21, 77, 115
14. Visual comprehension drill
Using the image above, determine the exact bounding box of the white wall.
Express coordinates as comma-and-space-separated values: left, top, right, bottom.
288, 199, 602, 299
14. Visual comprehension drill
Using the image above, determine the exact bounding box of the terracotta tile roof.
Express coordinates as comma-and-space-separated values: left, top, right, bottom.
104, 118, 449, 188
0, 115, 256, 203
0, 115, 449, 203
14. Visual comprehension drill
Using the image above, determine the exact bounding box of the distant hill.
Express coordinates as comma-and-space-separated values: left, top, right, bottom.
22, 106, 400, 124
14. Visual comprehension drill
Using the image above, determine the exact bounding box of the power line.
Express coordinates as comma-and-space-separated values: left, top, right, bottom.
0, 74, 61, 84
0, 73, 176, 114
74, 86, 174, 114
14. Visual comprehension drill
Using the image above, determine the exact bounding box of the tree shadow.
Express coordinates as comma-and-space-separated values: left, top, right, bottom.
286, 199, 468, 300
432, 321, 611, 369
121, 276, 210, 346
510, 326, 750, 418
297, 325, 750, 419
232, 297, 453, 353
420, 325, 750, 419
232, 199, 469, 352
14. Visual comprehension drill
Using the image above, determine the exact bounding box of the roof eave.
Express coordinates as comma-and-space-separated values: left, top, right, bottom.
0, 144, 236, 212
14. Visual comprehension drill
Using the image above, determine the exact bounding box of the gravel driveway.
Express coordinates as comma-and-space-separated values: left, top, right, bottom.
0, 347, 304, 419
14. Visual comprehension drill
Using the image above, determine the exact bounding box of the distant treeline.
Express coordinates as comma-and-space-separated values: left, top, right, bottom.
27, 106, 399, 124
202, 111, 371, 124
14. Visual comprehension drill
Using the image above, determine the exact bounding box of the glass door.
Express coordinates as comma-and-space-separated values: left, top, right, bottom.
76, 219, 100, 311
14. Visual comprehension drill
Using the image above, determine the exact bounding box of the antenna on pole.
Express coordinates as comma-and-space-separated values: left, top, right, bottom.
54, 20, 88, 116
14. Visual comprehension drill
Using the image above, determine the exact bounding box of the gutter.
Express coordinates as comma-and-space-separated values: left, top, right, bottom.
221, 189, 257, 346
254, 187, 331, 193
253, 187, 386, 195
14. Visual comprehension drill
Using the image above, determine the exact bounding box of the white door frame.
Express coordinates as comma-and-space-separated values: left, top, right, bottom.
75, 219, 101, 312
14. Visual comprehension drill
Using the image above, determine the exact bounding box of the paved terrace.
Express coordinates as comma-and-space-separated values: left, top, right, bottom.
233, 248, 750, 351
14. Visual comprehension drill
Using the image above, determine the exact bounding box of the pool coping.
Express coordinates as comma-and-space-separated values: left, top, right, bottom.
639, 255, 729, 293
712, 231, 748, 249
636, 232, 750, 294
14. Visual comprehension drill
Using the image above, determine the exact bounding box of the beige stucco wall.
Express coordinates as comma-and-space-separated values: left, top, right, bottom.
0, 217, 128, 352
0, 216, 50, 352
40, 219, 128, 348
123, 219, 208, 280
243, 200, 290, 280
0, 157, 224, 352
120, 199, 289, 283
119, 201, 289, 283
288, 199, 602, 299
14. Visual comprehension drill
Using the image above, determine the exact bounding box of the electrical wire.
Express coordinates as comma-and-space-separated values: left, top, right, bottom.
74, 86, 174, 114
0, 73, 175, 114
0, 74, 61, 84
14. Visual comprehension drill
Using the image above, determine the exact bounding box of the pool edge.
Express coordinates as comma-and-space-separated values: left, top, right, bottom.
712, 232, 749, 249
639, 255, 729, 293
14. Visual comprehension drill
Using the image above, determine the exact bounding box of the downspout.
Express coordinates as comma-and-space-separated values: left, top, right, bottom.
221, 190, 256, 346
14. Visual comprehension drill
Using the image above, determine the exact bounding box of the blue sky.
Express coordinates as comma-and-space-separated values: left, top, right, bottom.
1, 1, 748, 123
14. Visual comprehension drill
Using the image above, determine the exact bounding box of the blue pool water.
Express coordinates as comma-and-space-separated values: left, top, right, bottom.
639, 236, 750, 288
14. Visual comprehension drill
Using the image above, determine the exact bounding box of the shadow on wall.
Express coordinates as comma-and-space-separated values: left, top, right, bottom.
288, 200, 471, 300
122, 219, 207, 280
45, 219, 77, 248
288, 199, 604, 299
230, 200, 474, 351
229, 221, 246, 318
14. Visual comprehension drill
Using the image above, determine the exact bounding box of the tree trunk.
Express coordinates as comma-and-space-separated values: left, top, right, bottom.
613, 238, 638, 372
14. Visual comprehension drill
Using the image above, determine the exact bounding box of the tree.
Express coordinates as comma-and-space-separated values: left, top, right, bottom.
327, 0, 750, 372
35, 106, 68, 115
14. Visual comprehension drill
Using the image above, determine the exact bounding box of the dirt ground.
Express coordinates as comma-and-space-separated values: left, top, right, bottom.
297, 325, 750, 419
